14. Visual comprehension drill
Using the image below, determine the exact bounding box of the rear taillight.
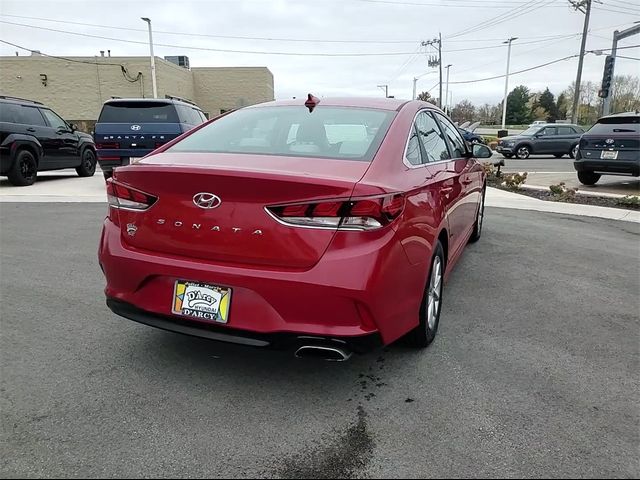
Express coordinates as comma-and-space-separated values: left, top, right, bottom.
106, 178, 157, 211
267, 194, 405, 231
96, 142, 120, 149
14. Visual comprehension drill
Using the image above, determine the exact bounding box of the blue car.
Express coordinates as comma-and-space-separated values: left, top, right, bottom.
94, 97, 207, 178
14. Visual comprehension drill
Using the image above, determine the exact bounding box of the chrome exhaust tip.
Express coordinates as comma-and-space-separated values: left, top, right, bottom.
294, 345, 352, 362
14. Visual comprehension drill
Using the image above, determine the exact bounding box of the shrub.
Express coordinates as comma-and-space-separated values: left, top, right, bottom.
548, 182, 578, 201
617, 195, 640, 208
502, 172, 528, 191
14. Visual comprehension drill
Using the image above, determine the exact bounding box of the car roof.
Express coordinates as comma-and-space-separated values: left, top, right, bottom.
534, 123, 581, 127
0, 95, 45, 106
103, 98, 200, 108
251, 97, 411, 111
598, 111, 639, 120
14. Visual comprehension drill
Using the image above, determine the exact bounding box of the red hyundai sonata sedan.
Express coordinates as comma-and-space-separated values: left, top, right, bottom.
98, 96, 491, 360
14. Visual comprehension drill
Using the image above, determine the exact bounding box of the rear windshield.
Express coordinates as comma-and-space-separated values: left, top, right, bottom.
588, 116, 640, 134
98, 102, 179, 123
168, 106, 396, 162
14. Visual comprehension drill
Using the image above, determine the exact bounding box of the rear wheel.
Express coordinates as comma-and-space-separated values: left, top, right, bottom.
569, 144, 579, 159
7, 149, 37, 186
469, 187, 485, 243
577, 171, 601, 185
76, 148, 97, 177
404, 241, 445, 348
515, 145, 531, 159
554, 153, 564, 158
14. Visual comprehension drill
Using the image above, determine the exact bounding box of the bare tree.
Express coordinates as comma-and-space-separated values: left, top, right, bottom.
450, 99, 476, 123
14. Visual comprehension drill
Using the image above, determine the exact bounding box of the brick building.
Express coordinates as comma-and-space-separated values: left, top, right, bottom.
0, 53, 274, 130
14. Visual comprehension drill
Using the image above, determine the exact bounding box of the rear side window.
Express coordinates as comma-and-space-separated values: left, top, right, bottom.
0, 103, 21, 123
19, 106, 47, 126
176, 104, 205, 125
168, 106, 395, 162
588, 117, 640, 134
557, 126, 574, 135
98, 102, 179, 123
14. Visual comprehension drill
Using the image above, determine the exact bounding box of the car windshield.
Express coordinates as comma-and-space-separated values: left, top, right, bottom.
588, 116, 639, 134
520, 126, 541, 136
168, 105, 395, 161
98, 102, 179, 123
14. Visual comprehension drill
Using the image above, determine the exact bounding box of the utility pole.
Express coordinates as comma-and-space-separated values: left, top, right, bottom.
601, 23, 640, 115
377, 84, 389, 98
501, 37, 517, 130
412, 77, 418, 100
421, 35, 443, 108
570, 0, 592, 124
141, 17, 158, 99
444, 64, 452, 114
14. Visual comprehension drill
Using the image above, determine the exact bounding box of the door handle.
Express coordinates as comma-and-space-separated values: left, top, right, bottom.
26, 127, 36, 132
440, 186, 454, 194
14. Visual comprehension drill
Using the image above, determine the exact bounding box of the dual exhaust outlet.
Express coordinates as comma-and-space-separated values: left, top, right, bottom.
294, 344, 352, 362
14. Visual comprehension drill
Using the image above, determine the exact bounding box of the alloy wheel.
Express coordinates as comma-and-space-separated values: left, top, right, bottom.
427, 256, 443, 330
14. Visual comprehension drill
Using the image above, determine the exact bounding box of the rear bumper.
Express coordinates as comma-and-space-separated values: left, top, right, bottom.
98, 218, 426, 348
106, 297, 383, 353
574, 156, 640, 176
97, 149, 153, 172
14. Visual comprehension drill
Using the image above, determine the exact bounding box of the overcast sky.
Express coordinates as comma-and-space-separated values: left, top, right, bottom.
0, 0, 638, 106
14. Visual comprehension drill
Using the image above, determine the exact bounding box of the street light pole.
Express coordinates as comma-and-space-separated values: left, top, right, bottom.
501, 37, 517, 130
377, 84, 389, 98
412, 77, 418, 100
570, 0, 592, 124
444, 64, 452, 114
141, 17, 158, 99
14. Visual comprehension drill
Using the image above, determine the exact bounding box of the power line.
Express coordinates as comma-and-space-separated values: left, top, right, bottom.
0, 19, 583, 57
615, 55, 640, 60
449, 55, 579, 84
593, 5, 640, 15
352, 0, 567, 7
0, 13, 418, 44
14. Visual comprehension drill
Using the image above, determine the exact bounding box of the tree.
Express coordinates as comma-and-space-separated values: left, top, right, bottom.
505, 85, 531, 125
450, 100, 476, 123
531, 106, 547, 121
611, 75, 640, 113
417, 91, 437, 105
556, 93, 568, 120
537, 88, 558, 122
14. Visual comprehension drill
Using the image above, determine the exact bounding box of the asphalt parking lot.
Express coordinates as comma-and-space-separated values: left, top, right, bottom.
1, 203, 638, 478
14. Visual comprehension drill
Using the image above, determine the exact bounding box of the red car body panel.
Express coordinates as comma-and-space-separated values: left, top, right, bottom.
98, 98, 485, 351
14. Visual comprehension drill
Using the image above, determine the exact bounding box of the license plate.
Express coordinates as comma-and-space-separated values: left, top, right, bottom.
601, 150, 618, 160
172, 280, 231, 323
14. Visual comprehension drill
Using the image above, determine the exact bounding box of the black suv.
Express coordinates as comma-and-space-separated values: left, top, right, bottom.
574, 112, 640, 185
94, 97, 207, 178
0, 96, 97, 186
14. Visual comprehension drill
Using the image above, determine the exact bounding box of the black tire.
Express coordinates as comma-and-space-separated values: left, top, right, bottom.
515, 145, 531, 159
7, 149, 37, 186
554, 153, 564, 158
503, 153, 513, 159
577, 171, 601, 185
569, 144, 579, 159
469, 187, 485, 243
76, 148, 97, 177
404, 241, 445, 349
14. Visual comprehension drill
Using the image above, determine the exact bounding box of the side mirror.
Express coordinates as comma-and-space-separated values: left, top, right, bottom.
69, 123, 77, 132
472, 143, 493, 159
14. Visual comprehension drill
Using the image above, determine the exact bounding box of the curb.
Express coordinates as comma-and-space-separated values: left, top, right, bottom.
520, 184, 634, 199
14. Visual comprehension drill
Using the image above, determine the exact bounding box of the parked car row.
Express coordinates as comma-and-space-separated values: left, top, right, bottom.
496, 113, 639, 185
0, 95, 208, 185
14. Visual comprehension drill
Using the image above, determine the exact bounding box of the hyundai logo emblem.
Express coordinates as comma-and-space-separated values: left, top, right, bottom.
193, 192, 222, 209
605, 138, 614, 144
130, 124, 142, 131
